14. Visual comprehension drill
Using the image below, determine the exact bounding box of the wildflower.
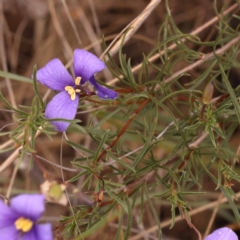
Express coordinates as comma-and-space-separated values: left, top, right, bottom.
36, 49, 118, 132
0, 194, 52, 240
205, 227, 238, 240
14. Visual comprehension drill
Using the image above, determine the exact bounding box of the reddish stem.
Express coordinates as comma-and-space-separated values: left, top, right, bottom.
85, 98, 145, 106
97, 98, 150, 162
178, 150, 193, 171
80, 87, 144, 98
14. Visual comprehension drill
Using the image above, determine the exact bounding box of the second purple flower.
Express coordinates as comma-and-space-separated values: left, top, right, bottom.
36, 49, 118, 132
205, 227, 238, 240
0, 194, 52, 240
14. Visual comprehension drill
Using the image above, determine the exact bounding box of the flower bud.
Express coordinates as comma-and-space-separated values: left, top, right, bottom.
202, 82, 214, 104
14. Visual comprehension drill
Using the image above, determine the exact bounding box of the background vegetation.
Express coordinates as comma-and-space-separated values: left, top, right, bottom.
1, 0, 240, 239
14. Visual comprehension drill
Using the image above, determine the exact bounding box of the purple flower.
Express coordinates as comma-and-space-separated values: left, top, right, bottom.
36, 49, 118, 132
0, 194, 52, 240
205, 227, 238, 240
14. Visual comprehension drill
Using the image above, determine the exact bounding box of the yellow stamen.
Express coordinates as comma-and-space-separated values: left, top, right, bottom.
15, 217, 33, 232
65, 86, 76, 100
75, 77, 82, 85
65, 86, 72, 91
75, 89, 81, 93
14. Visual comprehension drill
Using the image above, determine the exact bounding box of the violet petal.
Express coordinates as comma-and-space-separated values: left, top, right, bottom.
0, 225, 18, 239
73, 49, 106, 83
205, 227, 238, 240
45, 91, 79, 132
0, 198, 17, 228
22, 224, 53, 240
89, 76, 118, 99
34, 224, 53, 240
36, 59, 74, 91
10, 194, 45, 221
21, 230, 35, 240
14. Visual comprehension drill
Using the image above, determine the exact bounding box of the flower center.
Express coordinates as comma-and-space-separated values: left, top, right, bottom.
65, 77, 82, 100
15, 217, 33, 232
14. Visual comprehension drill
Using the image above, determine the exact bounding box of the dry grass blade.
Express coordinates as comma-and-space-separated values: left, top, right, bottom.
0, 128, 42, 173
0, 148, 20, 173
76, 7, 112, 81
48, 0, 72, 59
88, 0, 101, 37
0, 1, 17, 108
204, 193, 223, 238
162, 33, 240, 85
61, 0, 82, 45
107, 3, 238, 86
129, 192, 240, 240
0, 90, 50, 173
101, 0, 162, 60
